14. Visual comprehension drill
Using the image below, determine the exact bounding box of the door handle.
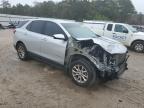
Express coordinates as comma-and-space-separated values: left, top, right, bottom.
42, 38, 47, 41
24, 33, 27, 35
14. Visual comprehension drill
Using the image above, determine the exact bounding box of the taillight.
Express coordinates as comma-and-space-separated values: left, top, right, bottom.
13, 29, 16, 34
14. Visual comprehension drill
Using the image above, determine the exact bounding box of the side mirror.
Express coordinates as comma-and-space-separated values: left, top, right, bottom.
53, 34, 65, 40
123, 29, 129, 33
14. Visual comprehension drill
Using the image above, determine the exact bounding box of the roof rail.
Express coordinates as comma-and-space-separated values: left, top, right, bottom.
83, 20, 113, 24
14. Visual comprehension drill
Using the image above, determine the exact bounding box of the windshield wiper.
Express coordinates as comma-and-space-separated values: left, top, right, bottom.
95, 34, 101, 37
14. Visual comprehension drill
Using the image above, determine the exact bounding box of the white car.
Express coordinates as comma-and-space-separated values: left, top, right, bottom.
13, 18, 128, 87
83, 21, 144, 52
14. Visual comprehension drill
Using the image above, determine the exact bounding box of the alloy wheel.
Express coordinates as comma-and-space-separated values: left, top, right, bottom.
17, 45, 25, 59
134, 43, 144, 52
72, 64, 88, 84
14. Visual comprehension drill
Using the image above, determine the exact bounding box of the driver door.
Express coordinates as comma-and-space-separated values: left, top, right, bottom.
112, 24, 129, 44
40, 21, 67, 65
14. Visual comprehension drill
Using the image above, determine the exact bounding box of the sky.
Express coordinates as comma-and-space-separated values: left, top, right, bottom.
5, 0, 144, 13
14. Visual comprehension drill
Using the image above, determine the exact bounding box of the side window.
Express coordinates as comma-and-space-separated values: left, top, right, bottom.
26, 22, 31, 30
26, 20, 45, 34
107, 24, 113, 31
17, 21, 28, 28
44, 21, 65, 36
114, 24, 128, 33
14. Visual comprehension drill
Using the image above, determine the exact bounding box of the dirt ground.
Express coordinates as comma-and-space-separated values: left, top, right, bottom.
0, 30, 144, 108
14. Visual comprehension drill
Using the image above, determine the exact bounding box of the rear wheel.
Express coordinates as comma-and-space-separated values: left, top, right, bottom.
69, 59, 97, 87
132, 41, 144, 53
16, 43, 28, 60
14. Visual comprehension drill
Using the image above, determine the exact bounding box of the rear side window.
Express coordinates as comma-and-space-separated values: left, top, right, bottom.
17, 21, 28, 28
43, 21, 65, 36
107, 24, 113, 31
26, 20, 45, 34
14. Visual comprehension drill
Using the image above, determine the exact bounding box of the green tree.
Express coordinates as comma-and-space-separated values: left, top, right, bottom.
0, 0, 139, 24
1, 0, 11, 8
116, 0, 136, 22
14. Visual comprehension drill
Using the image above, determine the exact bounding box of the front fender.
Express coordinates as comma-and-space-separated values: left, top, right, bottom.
129, 35, 144, 46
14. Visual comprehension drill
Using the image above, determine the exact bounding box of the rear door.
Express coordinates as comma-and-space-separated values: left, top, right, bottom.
25, 20, 45, 55
41, 21, 67, 65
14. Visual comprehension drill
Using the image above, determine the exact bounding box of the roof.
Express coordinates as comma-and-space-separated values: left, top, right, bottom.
83, 20, 129, 25
29, 18, 76, 23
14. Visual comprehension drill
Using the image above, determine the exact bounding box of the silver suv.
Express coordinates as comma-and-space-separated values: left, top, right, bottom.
13, 19, 128, 87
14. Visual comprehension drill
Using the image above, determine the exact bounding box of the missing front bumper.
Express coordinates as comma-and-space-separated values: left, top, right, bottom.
99, 55, 129, 80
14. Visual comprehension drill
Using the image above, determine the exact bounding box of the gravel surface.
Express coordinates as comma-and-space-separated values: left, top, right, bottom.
0, 30, 144, 108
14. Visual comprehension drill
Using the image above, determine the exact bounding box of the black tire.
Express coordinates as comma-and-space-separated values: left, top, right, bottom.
69, 59, 97, 87
131, 41, 144, 53
16, 43, 28, 61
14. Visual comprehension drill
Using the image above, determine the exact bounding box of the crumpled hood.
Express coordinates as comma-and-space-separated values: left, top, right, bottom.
134, 32, 144, 36
77, 36, 127, 54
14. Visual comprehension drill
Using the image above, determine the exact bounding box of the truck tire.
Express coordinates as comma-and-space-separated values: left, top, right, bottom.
16, 43, 29, 61
132, 41, 144, 53
69, 59, 96, 87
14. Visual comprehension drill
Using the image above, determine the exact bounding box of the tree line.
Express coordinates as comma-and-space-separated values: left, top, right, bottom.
0, 0, 143, 25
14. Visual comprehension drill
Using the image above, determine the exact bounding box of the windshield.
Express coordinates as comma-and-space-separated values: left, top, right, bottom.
61, 23, 99, 39
126, 24, 138, 33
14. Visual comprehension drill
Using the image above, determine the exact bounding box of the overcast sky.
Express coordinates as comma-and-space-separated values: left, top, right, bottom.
6, 0, 144, 13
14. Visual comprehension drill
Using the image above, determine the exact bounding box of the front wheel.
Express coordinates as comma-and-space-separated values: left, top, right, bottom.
69, 59, 97, 87
132, 41, 144, 53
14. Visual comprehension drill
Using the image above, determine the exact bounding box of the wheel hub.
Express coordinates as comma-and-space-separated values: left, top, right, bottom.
72, 65, 88, 83
135, 43, 144, 51
17, 46, 25, 58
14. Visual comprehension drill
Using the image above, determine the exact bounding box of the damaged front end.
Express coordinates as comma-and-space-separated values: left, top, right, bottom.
89, 44, 129, 79
66, 37, 129, 80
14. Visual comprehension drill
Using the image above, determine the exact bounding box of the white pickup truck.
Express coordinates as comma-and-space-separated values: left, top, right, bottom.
83, 21, 144, 52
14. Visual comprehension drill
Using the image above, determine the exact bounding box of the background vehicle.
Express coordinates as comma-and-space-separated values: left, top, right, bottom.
7, 23, 16, 29
7, 20, 29, 29
132, 25, 144, 32
0, 23, 5, 29
13, 19, 128, 87
83, 21, 144, 52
